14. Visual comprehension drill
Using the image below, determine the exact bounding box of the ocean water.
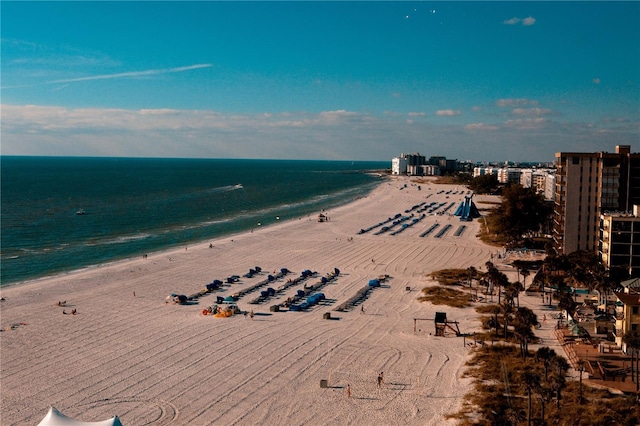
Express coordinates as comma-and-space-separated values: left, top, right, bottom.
1, 157, 386, 286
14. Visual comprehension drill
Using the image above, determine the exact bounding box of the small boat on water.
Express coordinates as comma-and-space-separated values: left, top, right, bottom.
75, 209, 86, 215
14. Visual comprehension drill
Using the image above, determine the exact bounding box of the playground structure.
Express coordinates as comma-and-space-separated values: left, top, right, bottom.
453, 194, 481, 221
413, 311, 461, 336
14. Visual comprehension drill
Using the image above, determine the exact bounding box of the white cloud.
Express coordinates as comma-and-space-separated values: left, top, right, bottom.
318, 109, 360, 123
464, 123, 500, 131
47, 64, 213, 84
511, 107, 553, 116
465, 123, 499, 131
504, 117, 546, 129
408, 111, 426, 117
436, 109, 461, 116
496, 98, 539, 108
139, 109, 182, 116
503, 16, 536, 26
3, 104, 637, 162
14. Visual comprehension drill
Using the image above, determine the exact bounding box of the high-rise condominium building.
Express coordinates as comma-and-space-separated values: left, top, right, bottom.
554, 145, 640, 255
600, 206, 640, 277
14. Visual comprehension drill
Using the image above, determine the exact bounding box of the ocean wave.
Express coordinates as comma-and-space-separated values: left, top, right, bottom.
199, 184, 243, 194
84, 233, 152, 247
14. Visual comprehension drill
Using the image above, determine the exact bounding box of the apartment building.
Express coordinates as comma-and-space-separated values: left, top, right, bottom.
554, 145, 640, 255
497, 168, 522, 184
600, 206, 640, 277
392, 153, 456, 176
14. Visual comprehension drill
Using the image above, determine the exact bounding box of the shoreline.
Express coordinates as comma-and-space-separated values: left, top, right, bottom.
0, 179, 383, 290
1, 177, 501, 425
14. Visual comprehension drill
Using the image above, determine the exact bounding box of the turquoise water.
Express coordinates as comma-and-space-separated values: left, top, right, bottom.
1, 157, 386, 286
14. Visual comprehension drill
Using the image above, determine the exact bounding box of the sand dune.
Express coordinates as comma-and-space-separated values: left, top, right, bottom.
1, 178, 502, 425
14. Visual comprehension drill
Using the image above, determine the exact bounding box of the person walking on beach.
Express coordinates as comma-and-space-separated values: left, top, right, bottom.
250, 310, 254, 320
346, 384, 351, 398
377, 373, 382, 388
361, 304, 365, 314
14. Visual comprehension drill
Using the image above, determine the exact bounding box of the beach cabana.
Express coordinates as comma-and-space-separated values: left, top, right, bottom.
38, 407, 123, 426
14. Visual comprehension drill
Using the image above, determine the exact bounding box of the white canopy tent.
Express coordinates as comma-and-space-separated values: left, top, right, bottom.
38, 407, 123, 426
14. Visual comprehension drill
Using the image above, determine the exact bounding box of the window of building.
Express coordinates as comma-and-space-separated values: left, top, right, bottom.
633, 306, 639, 315
633, 323, 639, 331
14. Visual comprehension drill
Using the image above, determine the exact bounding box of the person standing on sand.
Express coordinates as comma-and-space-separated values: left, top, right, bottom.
346, 384, 351, 398
361, 305, 365, 314
377, 373, 382, 388
250, 310, 254, 320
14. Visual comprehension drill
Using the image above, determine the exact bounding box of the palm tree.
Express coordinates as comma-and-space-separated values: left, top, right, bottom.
485, 261, 501, 302
535, 383, 554, 424
501, 303, 514, 340
512, 281, 524, 307
549, 355, 569, 409
623, 330, 640, 393
488, 304, 502, 338
467, 266, 477, 288
535, 347, 557, 382
576, 359, 586, 404
513, 307, 538, 358
503, 282, 520, 308
520, 368, 540, 426
521, 268, 531, 291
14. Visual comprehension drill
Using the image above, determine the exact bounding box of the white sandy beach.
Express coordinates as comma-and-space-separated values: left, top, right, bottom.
1, 178, 505, 425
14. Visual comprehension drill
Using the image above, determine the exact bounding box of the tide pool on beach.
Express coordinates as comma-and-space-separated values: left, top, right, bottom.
0, 157, 386, 286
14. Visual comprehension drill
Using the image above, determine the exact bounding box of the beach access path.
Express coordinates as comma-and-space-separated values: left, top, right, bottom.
1, 177, 502, 425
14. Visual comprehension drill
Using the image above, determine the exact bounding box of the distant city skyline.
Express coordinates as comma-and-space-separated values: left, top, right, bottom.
2, 2, 638, 162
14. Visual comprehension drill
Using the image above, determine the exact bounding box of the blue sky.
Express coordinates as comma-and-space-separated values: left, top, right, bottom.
2, 1, 638, 162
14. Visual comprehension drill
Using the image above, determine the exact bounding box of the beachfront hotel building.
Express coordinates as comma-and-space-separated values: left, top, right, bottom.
472, 167, 556, 201
392, 153, 425, 175
553, 145, 640, 256
600, 206, 640, 277
391, 153, 457, 176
